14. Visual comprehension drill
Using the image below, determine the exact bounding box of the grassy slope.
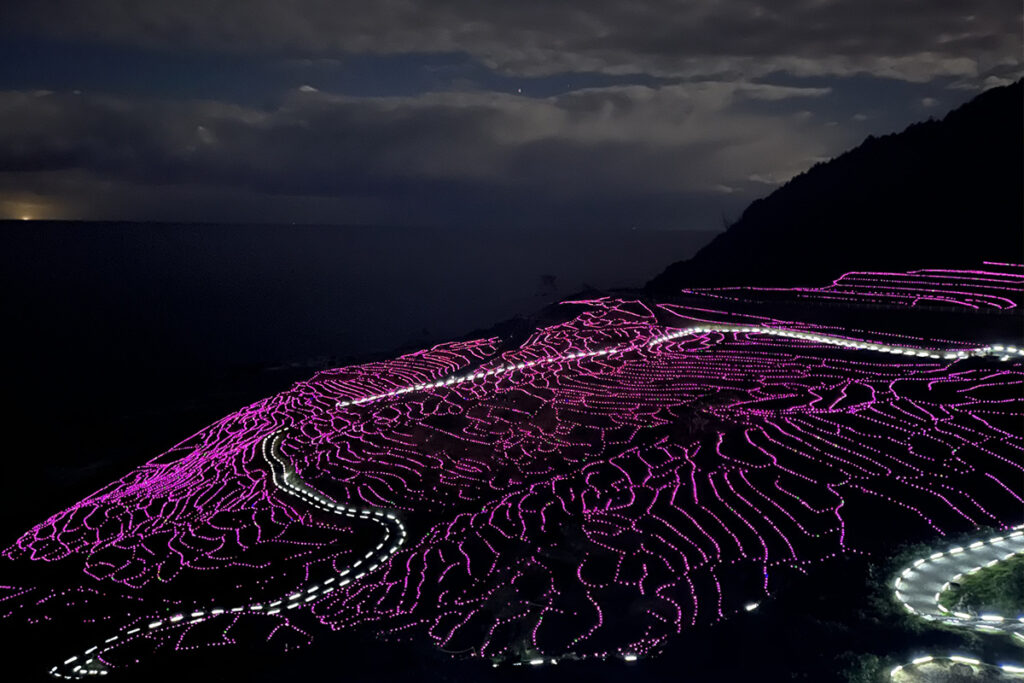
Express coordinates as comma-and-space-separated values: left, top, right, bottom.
939, 554, 1024, 616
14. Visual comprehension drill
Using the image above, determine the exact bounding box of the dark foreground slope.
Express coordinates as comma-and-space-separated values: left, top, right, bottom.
648, 80, 1023, 291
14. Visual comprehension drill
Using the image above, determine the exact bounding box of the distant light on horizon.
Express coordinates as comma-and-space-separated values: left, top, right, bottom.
2, 197, 65, 221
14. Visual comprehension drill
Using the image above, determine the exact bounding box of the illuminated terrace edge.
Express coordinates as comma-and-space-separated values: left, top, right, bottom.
50, 430, 406, 679
336, 324, 1024, 411
41, 317, 1024, 678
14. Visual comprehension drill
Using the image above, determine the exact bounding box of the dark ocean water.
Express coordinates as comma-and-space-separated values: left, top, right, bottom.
2, 222, 710, 366
0, 222, 710, 534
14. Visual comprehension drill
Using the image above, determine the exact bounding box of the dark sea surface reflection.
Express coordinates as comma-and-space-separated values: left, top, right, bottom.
3, 222, 710, 366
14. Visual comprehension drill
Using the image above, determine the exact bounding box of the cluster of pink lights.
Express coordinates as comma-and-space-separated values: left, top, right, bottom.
683, 263, 1024, 310
0, 266, 1021, 677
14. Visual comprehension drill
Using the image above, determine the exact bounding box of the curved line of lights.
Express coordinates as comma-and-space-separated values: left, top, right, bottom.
337, 323, 1023, 411
51, 430, 406, 679
889, 525, 1024, 679
48, 323, 1024, 678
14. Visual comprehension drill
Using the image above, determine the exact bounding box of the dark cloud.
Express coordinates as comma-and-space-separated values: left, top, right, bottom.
3, 1, 1019, 83
0, 1, 1016, 224
0, 82, 842, 224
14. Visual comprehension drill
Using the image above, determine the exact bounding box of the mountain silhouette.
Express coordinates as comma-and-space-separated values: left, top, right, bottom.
647, 80, 1023, 291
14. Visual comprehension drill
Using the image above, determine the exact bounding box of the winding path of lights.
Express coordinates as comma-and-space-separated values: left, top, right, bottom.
50, 430, 407, 679
889, 526, 1024, 680
45, 321, 1023, 679
338, 323, 1024, 411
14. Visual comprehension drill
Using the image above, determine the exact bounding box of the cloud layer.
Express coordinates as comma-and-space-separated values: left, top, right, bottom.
0, 1, 1018, 224
4, 1, 1020, 82
0, 82, 845, 224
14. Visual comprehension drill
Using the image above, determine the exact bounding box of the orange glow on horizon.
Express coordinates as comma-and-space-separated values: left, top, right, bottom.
2, 198, 61, 221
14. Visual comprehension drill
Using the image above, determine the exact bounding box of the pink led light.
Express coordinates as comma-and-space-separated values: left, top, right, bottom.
0, 266, 1020, 678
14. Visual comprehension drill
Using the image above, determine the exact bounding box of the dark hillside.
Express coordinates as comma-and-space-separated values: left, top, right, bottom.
648, 80, 1023, 291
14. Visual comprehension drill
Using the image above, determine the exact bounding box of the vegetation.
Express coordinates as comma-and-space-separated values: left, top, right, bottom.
939, 554, 1024, 617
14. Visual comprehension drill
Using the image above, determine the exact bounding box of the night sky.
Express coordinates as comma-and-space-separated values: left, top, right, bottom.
0, 1, 1019, 228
